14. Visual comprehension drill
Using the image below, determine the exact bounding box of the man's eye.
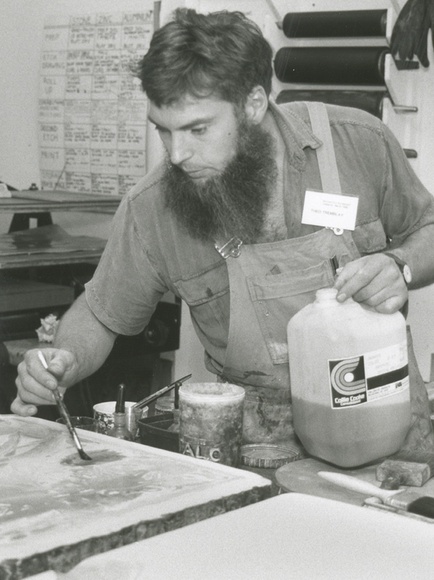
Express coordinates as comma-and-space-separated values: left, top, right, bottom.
191, 126, 206, 135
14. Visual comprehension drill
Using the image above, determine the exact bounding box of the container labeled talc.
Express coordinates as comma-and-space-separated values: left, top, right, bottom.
179, 383, 245, 467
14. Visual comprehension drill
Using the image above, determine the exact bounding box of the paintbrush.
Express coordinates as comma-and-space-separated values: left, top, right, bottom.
318, 471, 434, 519
132, 374, 192, 410
37, 350, 92, 461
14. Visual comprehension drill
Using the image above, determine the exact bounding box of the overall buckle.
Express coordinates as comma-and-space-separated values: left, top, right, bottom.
214, 237, 243, 259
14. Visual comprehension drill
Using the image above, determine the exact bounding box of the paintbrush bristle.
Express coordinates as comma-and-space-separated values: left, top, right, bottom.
79, 449, 92, 461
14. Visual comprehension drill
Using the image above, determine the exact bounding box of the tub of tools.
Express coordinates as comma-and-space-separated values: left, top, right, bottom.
137, 412, 179, 453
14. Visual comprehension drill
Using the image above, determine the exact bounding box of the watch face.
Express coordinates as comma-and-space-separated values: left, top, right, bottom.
385, 253, 412, 285
403, 264, 412, 284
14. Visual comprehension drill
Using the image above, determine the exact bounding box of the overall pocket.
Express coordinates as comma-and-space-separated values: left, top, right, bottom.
173, 260, 229, 348
247, 260, 331, 364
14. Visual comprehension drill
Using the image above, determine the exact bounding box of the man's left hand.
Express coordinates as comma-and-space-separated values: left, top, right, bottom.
334, 253, 408, 314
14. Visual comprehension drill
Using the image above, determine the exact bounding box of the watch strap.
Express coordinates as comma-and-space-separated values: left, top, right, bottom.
384, 252, 412, 285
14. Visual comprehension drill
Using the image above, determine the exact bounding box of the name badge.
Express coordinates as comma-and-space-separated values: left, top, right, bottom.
302, 190, 359, 231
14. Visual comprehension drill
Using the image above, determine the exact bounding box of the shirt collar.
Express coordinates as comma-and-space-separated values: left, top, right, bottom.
268, 100, 322, 170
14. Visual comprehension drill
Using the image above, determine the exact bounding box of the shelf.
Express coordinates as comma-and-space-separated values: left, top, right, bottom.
0, 189, 121, 214
0, 224, 106, 269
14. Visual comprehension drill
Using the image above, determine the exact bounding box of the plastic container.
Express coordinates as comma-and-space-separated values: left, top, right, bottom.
287, 288, 411, 467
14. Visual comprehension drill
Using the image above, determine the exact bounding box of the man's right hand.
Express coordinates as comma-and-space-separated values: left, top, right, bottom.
11, 348, 77, 416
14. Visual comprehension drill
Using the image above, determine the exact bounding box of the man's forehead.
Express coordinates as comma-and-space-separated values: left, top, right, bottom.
148, 94, 236, 127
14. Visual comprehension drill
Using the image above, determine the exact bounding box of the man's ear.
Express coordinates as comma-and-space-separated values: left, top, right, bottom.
244, 86, 268, 124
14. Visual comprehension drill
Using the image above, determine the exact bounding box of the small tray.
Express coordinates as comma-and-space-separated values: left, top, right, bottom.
137, 412, 179, 453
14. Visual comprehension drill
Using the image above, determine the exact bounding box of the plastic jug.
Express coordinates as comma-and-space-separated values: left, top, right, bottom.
287, 288, 411, 467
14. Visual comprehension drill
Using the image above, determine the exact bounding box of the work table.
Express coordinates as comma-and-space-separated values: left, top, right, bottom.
4, 413, 434, 579
58, 492, 434, 580
0, 415, 271, 579
57, 455, 434, 579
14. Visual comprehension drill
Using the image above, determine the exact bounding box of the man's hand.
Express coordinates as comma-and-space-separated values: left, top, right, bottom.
334, 253, 408, 314
11, 348, 77, 417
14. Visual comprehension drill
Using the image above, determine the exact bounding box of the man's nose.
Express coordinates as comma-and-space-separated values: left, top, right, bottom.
169, 133, 193, 166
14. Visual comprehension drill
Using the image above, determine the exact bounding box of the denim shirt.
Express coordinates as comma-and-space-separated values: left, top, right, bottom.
86, 101, 434, 374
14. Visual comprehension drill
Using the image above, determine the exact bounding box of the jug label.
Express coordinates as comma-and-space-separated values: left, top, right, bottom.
328, 340, 409, 409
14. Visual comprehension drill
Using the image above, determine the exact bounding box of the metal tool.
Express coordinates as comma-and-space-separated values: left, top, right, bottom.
133, 374, 192, 410
38, 350, 92, 461
330, 255, 339, 277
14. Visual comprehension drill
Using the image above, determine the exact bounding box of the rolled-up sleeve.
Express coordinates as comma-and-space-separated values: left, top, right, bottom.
380, 122, 434, 244
85, 195, 168, 335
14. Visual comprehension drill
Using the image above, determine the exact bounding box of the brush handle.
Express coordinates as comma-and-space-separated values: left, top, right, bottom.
53, 387, 91, 460
53, 388, 79, 443
133, 374, 192, 410
115, 383, 126, 413
318, 471, 400, 501
38, 350, 91, 460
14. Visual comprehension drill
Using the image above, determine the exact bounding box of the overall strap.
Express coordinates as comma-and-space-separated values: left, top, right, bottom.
306, 102, 342, 194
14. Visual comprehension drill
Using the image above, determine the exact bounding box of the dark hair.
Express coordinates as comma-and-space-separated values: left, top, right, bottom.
134, 8, 273, 107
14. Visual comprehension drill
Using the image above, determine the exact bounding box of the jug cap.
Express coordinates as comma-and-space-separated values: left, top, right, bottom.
240, 444, 302, 469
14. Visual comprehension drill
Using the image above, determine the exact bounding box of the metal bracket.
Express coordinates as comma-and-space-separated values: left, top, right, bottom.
214, 237, 243, 259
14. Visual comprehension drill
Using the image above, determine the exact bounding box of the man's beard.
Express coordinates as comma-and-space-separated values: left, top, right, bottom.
162, 119, 277, 244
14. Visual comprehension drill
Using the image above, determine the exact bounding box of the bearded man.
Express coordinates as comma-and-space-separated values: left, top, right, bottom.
13, 9, 434, 450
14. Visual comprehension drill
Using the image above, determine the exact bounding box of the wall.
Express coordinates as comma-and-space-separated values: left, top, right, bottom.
0, 0, 213, 383
0, 0, 156, 239
1, 0, 434, 381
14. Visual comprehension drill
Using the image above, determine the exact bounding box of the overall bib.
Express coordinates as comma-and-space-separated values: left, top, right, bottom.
219, 102, 433, 451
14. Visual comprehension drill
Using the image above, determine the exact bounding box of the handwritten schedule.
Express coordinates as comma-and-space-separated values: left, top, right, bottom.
39, 11, 154, 196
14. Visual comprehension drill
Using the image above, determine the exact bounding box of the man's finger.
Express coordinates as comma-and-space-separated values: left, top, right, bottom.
10, 396, 38, 417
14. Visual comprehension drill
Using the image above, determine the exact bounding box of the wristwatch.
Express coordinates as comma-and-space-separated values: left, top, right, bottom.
384, 252, 412, 285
